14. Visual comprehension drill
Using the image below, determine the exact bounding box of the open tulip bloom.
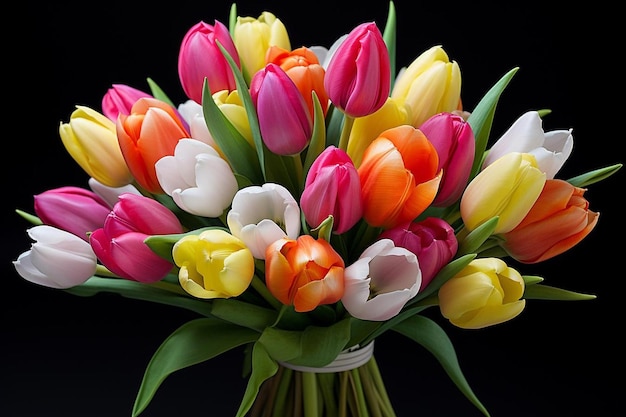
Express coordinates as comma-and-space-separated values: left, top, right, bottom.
13, 2, 622, 417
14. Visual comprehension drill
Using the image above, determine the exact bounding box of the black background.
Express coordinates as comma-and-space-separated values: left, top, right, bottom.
5, 1, 624, 416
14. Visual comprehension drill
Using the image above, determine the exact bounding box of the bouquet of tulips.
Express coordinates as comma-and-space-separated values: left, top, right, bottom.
13, 2, 622, 416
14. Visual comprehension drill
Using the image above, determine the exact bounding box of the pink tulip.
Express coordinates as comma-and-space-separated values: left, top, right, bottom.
34, 186, 111, 241
300, 146, 363, 234
101, 84, 152, 121
178, 20, 240, 104
378, 217, 458, 290
250, 63, 312, 155
419, 112, 475, 207
90, 193, 183, 282
324, 22, 390, 117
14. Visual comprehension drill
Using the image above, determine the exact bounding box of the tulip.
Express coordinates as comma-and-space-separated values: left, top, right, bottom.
346, 97, 410, 168
173, 229, 255, 299
438, 257, 526, 329
300, 146, 363, 234
116, 97, 190, 194
155, 139, 238, 217
460, 152, 546, 234
14, 225, 97, 289
482, 111, 573, 179
59, 105, 134, 187
33, 186, 111, 241
499, 179, 599, 263
378, 217, 457, 290
342, 239, 420, 321
266, 45, 329, 118
358, 125, 442, 229
87, 178, 142, 209
391, 45, 461, 128
250, 63, 312, 155
90, 193, 183, 282
101, 83, 152, 121
324, 22, 390, 117
233, 11, 291, 82
178, 20, 240, 104
226, 183, 300, 259
419, 112, 475, 207
265, 234, 345, 312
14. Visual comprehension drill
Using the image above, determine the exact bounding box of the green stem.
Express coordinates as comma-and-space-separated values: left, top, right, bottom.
95, 264, 120, 278
367, 357, 397, 417
251, 275, 282, 310
350, 368, 370, 417
337, 115, 355, 152
302, 372, 319, 417
272, 367, 293, 417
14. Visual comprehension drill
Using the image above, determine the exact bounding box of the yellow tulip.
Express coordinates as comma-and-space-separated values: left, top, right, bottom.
233, 11, 291, 82
438, 258, 526, 329
173, 229, 255, 299
212, 89, 254, 148
391, 45, 461, 128
460, 152, 546, 234
346, 97, 410, 168
59, 105, 133, 187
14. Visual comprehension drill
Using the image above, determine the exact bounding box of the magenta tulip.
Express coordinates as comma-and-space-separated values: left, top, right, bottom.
324, 22, 390, 117
178, 20, 240, 103
101, 84, 152, 121
300, 146, 363, 234
89, 193, 183, 282
379, 217, 457, 290
34, 186, 112, 241
250, 63, 312, 155
419, 112, 475, 207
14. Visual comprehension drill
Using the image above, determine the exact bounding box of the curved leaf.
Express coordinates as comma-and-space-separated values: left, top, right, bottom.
567, 163, 623, 188
392, 315, 491, 417
133, 318, 259, 416
523, 284, 596, 301
235, 342, 279, 417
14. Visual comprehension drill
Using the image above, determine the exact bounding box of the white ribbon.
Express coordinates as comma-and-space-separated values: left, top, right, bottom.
279, 341, 375, 373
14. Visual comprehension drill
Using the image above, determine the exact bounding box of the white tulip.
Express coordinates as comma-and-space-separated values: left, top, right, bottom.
14, 225, 97, 289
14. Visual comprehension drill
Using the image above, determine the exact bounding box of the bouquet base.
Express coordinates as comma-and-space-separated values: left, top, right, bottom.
249, 342, 397, 417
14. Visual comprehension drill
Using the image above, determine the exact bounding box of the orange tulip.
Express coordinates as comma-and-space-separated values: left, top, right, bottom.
357, 125, 442, 228
499, 179, 599, 263
265, 235, 345, 312
116, 97, 190, 194
266, 45, 329, 118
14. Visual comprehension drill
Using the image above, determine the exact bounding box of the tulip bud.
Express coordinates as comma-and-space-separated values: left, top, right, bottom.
301, 146, 363, 234
34, 186, 111, 241
482, 111, 573, 179
14, 225, 97, 289
89, 193, 183, 282
419, 112, 475, 207
173, 229, 255, 299
499, 179, 599, 263
116, 97, 190, 194
460, 152, 546, 234
101, 83, 152, 121
379, 217, 457, 290
178, 20, 240, 103
342, 239, 420, 321
438, 258, 526, 329
250, 63, 312, 155
59, 105, 134, 188
324, 22, 390, 117
391, 45, 461, 128
265, 235, 345, 312
233, 11, 291, 82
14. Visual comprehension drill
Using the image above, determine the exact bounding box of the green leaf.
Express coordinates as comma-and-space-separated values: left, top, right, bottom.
287, 319, 353, 367
146, 78, 175, 107
456, 217, 499, 256
348, 318, 382, 348
144, 227, 222, 263
257, 327, 303, 362
211, 298, 278, 333
132, 318, 259, 416
522, 275, 544, 285
15, 209, 42, 226
523, 284, 596, 301
235, 342, 279, 417
392, 315, 491, 417
382, 1, 397, 88
567, 163, 623, 188
302, 91, 327, 185
467, 68, 519, 181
